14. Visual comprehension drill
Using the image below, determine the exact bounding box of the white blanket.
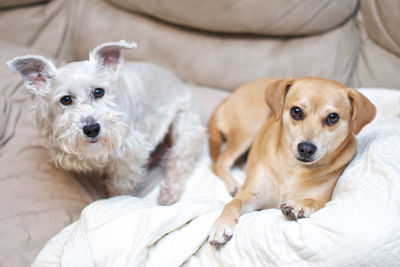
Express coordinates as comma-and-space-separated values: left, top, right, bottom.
33, 89, 400, 267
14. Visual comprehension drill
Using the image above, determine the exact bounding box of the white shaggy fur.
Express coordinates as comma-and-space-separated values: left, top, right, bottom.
7, 40, 206, 205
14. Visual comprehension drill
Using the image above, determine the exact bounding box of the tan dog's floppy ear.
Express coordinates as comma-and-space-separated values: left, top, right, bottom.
265, 78, 294, 120
347, 88, 376, 135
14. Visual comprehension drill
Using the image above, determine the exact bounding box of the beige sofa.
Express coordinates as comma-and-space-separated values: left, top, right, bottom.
0, 0, 399, 266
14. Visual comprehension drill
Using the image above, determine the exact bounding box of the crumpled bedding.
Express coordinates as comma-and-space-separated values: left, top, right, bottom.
32, 89, 400, 267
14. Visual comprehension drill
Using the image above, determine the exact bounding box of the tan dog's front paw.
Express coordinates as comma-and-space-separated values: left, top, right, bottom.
208, 217, 236, 245
280, 200, 316, 220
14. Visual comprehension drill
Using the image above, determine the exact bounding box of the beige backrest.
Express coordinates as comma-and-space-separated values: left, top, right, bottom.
0, 0, 399, 90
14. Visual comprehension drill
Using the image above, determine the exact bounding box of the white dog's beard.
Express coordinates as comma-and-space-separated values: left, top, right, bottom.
56, 121, 128, 162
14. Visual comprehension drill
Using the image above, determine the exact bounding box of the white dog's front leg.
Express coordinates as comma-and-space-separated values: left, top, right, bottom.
105, 155, 148, 197
158, 107, 206, 205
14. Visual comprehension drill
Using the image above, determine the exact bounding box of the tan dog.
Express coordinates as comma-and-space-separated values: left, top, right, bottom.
208, 77, 376, 245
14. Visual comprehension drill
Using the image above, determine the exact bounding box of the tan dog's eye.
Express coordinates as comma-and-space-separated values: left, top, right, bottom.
60, 95, 73, 106
325, 113, 339, 126
290, 106, 303, 120
93, 88, 105, 99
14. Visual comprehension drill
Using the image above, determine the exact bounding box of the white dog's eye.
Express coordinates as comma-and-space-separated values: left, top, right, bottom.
93, 88, 105, 99
325, 113, 339, 126
60, 95, 73, 106
290, 106, 303, 120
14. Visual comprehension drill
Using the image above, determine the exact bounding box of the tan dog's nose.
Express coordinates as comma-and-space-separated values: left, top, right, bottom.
297, 142, 317, 162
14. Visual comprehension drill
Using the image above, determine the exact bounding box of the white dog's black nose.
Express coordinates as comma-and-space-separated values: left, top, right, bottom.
83, 123, 100, 138
297, 142, 317, 161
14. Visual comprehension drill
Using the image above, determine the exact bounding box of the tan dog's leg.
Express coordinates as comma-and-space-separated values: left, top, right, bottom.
212, 135, 253, 196
209, 79, 274, 196
209, 111, 250, 196
208, 172, 275, 245
208, 112, 223, 162
208, 192, 258, 245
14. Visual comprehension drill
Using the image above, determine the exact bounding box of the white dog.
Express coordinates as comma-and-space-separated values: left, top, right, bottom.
7, 40, 205, 205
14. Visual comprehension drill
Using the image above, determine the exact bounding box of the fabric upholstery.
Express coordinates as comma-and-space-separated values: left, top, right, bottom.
0, 0, 50, 9
107, 0, 358, 36
0, 0, 70, 59
353, 0, 400, 88
70, 0, 359, 90
361, 0, 400, 57
1, 0, 400, 90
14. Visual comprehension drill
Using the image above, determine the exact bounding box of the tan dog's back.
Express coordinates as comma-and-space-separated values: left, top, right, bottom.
209, 78, 277, 195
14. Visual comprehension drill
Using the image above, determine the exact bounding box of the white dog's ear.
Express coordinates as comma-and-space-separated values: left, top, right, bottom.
89, 40, 137, 73
347, 88, 376, 135
7, 55, 57, 96
265, 78, 294, 120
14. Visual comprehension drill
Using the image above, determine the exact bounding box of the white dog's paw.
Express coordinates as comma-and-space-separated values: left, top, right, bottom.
208, 217, 236, 245
280, 200, 315, 220
157, 182, 182, 205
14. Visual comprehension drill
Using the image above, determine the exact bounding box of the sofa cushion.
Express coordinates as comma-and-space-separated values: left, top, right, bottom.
0, 0, 50, 9
361, 0, 400, 57
71, 0, 359, 91
0, 0, 71, 59
352, 4, 400, 88
107, 0, 358, 36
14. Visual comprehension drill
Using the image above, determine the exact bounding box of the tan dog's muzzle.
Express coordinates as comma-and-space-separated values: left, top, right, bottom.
297, 141, 317, 162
